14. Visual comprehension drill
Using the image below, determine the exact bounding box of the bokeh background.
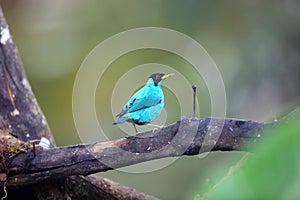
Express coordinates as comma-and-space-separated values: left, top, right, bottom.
1, 1, 300, 199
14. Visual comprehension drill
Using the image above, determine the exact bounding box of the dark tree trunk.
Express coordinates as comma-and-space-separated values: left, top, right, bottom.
0, 5, 158, 200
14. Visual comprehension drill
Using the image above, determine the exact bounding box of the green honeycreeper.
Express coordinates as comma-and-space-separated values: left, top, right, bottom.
113, 73, 174, 133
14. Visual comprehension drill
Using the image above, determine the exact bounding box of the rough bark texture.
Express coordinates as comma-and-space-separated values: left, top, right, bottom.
32, 176, 158, 200
6, 117, 267, 189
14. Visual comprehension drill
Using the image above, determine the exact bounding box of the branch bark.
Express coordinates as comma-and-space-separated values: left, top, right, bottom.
7, 116, 267, 188
32, 175, 158, 200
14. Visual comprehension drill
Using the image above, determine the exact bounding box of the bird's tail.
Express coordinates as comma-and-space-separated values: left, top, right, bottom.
112, 116, 127, 125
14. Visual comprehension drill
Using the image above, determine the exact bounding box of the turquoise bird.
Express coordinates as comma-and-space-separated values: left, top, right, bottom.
113, 73, 174, 133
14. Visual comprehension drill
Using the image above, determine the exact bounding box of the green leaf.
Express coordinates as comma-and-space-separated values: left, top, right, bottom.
195, 109, 300, 199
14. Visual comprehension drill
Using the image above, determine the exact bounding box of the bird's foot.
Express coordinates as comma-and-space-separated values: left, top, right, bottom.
147, 124, 163, 133
147, 123, 163, 129
152, 128, 158, 133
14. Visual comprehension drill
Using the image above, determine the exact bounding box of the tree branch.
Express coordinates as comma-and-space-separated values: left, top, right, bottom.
32, 175, 158, 200
7, 116, 267, 188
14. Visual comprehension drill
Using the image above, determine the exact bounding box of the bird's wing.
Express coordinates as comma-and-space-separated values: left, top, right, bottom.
127, 95, 161, 113
116, 87, 161, 118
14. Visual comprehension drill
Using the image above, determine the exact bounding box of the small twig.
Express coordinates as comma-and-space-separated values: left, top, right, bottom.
1, 181, 7, 200
192, 85, 197, 117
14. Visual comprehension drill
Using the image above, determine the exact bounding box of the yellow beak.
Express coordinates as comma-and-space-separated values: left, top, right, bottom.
161, 73, 175, 80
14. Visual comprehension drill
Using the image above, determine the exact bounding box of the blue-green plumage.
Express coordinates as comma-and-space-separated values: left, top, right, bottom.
113, 73, 174, 132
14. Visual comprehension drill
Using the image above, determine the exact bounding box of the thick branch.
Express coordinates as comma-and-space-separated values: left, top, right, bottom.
8, 117, 266, 188
32, 175, 158, 200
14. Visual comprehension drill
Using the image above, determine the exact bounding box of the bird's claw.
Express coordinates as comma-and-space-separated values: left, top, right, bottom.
152, 126, 163, 133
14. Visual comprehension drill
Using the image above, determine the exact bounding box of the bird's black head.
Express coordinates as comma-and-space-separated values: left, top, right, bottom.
149, 73, 165, 86
149, 73, 174, 86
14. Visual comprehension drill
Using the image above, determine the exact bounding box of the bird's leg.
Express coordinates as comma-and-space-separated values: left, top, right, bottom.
146, 123, 163, 133
132, 123, 138, 133
147, 123, 163, 128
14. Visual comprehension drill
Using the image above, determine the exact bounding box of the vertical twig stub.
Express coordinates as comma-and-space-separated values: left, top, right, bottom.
192, 85, 197, 117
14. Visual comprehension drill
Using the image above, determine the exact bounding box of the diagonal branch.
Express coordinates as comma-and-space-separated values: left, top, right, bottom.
7, 116, 267, 188
33, 175, 158, 200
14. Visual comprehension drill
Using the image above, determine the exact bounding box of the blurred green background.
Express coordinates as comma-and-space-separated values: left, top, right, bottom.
1, 1, 300, 199
195, 109, 300, 199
